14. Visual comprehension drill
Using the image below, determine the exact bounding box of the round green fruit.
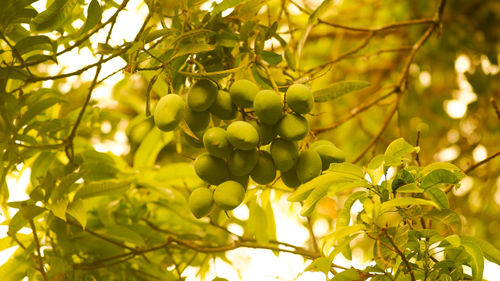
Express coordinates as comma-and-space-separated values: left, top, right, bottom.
253, 90, 283, 125
182, 130, 204, 148
203, 127, 233, 158
184, 108, 210, 134
228, 149, 259, 176
227, 121, 259, 150
214, 180, 246, 210
280, 165, 301, 188
193, 153, 230, 185
277, 114, 309, 141
286, 84, 314, 114
229, 79, 259, 108
311, 141, 346, 170
189, 187, 214, 218
231, 174, 249, 188
209, 90, 238, 120
270, 139, 298, 171
250, 151, 276, 185
251, 121, 277, 145
154, 94, 185, 131
296, 150, 322, 183
130, 120, 153, 144
187, 79, 218, 112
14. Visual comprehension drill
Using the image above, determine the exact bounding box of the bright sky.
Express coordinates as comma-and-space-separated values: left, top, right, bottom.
1, 0, 500, 280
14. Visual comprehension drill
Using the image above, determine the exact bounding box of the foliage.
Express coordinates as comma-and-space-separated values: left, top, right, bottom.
0, 0, 499, 280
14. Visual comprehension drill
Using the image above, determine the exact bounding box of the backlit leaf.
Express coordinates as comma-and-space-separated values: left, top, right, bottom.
313, 80, 371, 103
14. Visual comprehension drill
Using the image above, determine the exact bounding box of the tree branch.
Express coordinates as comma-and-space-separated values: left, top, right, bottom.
29, 219, 48, 281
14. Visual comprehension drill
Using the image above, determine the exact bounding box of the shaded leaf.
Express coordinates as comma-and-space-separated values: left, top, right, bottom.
8, 205, 45, 236
421, 169, 459, 189
461, 235, 500, 266
133, 128, 174, 168
66, 198, 86, 228
425, 187, 449, 209
313, 80, 371, 103
260, 51, 282, 66
77, 0, 101, 36
380, 198, 439, 211
14, 35, 53, 55
75, 180, 131, 199
31, 0, 79, 31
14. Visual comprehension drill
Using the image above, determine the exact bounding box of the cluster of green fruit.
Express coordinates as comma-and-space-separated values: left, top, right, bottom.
153, 79, 345, 218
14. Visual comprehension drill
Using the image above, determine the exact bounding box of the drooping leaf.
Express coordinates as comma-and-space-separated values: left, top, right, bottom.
260, 51, 282, 66
330, 268, 362, 281
305, 257, 330, 274
77, 0, 101, 36
313, 80, 371, 103
66, 198, 86, 228
49, 197, 69, 221
425, 187, 449, 209
8, 204, 45, 236
461, 236, 500, 266
212, 0, 247, 14
396, 183, 424, 193
14, 35, 53, 55
31, 0, 79, 31
427, 209, 462, 234
336, 191, 367, 228
461, 240, 484, 281
133, 128, 174, 168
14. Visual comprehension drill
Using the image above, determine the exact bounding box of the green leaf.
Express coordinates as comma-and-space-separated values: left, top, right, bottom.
380, 198, 439, 211
18, 96, 65, 127
323, 224, 366, 244
336, 191, 367, 228
14, 35, 53, 54
66, 198, 86, 228
425, 187, 449, 209
49, 197, 68, 221
212, 0, 247, 14
462, 240, 484, 281
31, 0, 79, 31
77, 0, 101, 36
385, 138, 418, 158
8, 205, 45, 236
421, 169, 459, 189
421, 162, 462, 175
167, 44, 215, 63
427, 209, 462, 234
444, 234, 461, 247
461, 236, 500, 266
329, 163, 365, 178
313, 80, 371, 103
260, 51, 282, 66
133, 128, 174, 168
330, 268, 361, 281
75, 180, 131, 199
100, 225, 145, 246
396, 183, 423, 193
305, 257, 330, 274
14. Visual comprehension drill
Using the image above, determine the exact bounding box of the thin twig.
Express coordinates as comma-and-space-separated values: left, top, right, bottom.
29, 220, 48, 281
490, 97, 500, 120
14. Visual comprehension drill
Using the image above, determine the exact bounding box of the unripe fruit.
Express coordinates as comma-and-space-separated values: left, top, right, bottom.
184, 108, 210, 134
203, 127, 233, 158
182, 130, 204, 148
286, 84, 314, 114
281, 165, 301, 188
228, 149, 259, 176
250, 151, 276, 185
187, 79, 218, 112
270, 139, 298, 171
214, 180, 246, 210
277, 114, 309, 141
189, 187, 214, 218
311, 140, 346, 170
193, 153, 230, 185
251, 121, 277, 145
229, 79, 259, 108
154, 94, 185, 131
227, 121, 259, 150
296, 150, 322, 183
231, 174, 249, 188
130, 120, 152, 144
253, 90, 283, 125
209, 90, 238, 120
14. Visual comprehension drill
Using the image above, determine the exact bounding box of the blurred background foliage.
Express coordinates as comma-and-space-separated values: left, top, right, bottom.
0, 0, 499, 280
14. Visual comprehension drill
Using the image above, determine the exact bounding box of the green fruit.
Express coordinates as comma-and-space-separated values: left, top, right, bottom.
296, 150, 322, 183
286, 84, 314, 114
130, 120, 153, 144
284, 49, 296, 70
311, 141, 346, 170
251, 121, 277, 145
154, 94, 185, 131
203, 127, 233, 158
253, 90, 283, 125
209, 90, 238, 120
280, 165, 301, 188
193, 153, 230, 185
228, 149, 259, 176
213, 180, 246, 210
185, 108, 210, 134
231, 174, 249, 188
187, 79, 218, 112
250, 151, 276, 185
227, 121, 259, 150
229, 79, 259, 108
270, 139, 298, 171
277, 114, 309, 141
189, 187, 214, 218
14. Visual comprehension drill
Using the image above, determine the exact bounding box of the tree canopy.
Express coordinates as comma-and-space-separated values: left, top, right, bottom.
0, 0, 499, 280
